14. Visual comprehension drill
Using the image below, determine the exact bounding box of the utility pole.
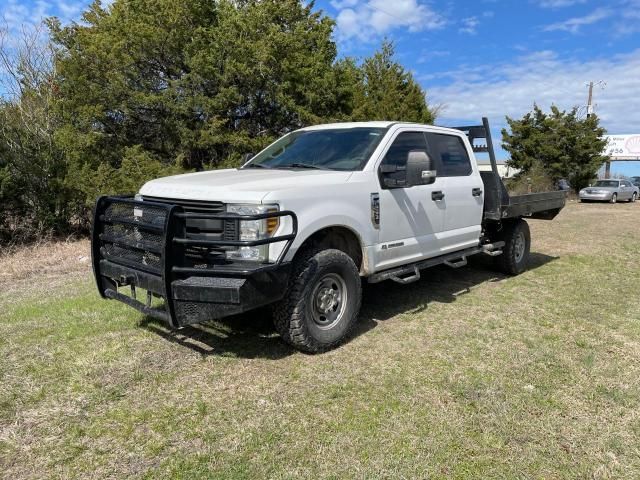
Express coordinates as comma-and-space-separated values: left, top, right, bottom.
585, 80, 609, 177
585, 80, 605, 117
586, 81, 594, 118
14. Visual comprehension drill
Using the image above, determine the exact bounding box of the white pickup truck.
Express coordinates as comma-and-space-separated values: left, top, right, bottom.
92, 118, 565, 352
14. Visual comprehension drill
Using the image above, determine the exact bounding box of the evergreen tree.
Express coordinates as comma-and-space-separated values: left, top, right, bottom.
351, 40, 434, 124
49, 0, 350, 173
502, 105, 608, 193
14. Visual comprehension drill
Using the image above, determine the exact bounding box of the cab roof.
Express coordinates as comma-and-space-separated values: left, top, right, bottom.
298, 122, 464, 137
300, 121, 398, 130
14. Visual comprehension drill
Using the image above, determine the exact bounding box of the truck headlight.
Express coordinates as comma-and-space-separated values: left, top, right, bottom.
226, 204, 279, 262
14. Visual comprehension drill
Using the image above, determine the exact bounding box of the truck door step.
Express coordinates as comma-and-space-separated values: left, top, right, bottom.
389, 266, 421, 284
444, 256, 468, 268
481, 241, 505, 257
369, 241, 508, 285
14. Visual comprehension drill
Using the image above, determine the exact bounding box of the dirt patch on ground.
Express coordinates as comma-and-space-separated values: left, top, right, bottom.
0, 240, 91, 299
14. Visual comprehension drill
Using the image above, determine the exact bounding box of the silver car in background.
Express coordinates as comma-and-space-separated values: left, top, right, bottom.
579, 179, 639, 203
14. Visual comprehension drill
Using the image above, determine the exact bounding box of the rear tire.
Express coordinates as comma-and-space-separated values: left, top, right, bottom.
273, 249, 362, 353
610, 193, 617, 204
493, 219, 531, 276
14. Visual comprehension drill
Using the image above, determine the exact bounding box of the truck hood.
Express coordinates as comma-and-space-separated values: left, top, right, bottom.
139, 168, 353, 203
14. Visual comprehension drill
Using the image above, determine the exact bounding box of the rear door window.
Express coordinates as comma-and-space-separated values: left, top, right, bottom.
426, 133, 472, 177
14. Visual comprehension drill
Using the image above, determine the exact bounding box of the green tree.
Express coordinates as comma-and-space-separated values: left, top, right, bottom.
350, 40, 434, 124
502, 105, 608, 193
49, 0, 351, 175
0, 1, 439, 242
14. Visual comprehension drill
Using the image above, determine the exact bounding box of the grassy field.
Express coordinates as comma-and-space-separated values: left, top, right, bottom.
1, 202, 639, 479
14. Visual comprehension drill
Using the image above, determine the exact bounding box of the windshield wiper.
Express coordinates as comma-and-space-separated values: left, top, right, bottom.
279, 163, 329, 170
244, 163, 271, 169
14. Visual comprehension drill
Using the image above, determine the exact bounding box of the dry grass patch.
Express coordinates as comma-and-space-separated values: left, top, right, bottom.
0, 239, 90, 300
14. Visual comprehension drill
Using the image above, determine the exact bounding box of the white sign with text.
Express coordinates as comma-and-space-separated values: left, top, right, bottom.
604, 135, 640, 158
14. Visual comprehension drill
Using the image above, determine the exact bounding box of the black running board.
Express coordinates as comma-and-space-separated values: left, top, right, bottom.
368, 242, 505, 285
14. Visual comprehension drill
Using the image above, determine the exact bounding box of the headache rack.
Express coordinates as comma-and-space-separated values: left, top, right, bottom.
92, 196, 297, 328
452, 117, 566, 221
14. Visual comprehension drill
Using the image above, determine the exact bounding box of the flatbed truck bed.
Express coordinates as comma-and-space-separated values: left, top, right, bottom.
453, 118, 565, 222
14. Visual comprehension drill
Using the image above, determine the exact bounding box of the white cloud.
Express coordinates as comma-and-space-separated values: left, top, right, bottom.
543, 8, 612, 34
1, 0, 89, 35
614, 0, 640, 36
333, 0, 445, 42
330, 0, 359, 8
55, 1, 84, 19
459, 17, 479, 35
536, 0, 587, 8
429, 49, 640, 136
417, 49, 450, 64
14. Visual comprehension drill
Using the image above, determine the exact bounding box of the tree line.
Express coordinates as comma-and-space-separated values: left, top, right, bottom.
0, 0, 608, 244
0, 0, 434, 242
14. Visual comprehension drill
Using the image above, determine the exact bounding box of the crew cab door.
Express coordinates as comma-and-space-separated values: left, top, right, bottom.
374, 129, 446, 271
425, 132, 484, 251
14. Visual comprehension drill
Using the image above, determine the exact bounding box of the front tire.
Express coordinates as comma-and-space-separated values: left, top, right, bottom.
493, 219, 531, 276
610, 193, 617, 204
273, 249, 362, 353
630, 193, 637, 203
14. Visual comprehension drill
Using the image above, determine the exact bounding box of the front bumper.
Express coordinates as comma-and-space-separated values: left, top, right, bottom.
92, 196, 297, 328
98, 259, 291, 325
579, 192, 612, 201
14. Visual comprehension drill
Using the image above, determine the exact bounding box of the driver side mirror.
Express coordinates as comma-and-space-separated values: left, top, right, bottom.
406, 150, 436, 187
380, 150, 436, 189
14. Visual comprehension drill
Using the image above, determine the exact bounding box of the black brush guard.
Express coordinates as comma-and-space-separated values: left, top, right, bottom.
92, 196, 298, 328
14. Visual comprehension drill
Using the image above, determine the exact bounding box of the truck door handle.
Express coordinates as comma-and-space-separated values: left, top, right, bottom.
472, 188, 483, 197
432, 191, 445, 201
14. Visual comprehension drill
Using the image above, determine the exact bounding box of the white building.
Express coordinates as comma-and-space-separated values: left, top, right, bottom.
477, 159, 519, 178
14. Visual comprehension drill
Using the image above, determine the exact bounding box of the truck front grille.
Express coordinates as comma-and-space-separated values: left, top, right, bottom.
142, 196, 236, 268
142, 196, 232, 239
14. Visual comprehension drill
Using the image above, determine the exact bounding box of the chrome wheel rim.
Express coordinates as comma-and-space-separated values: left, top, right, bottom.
310, 273, 347, 329
612, 194, 617, 203
514, 231, 526, 263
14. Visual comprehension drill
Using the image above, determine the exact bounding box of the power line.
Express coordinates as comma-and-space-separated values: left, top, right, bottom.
365, 2, 413, 25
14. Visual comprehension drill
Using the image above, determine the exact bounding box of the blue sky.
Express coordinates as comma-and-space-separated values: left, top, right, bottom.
2, 0, 640, 175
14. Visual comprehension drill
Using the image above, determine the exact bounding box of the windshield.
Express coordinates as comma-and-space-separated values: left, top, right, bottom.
245, 128, 387, 171
594, 180, 619, 188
